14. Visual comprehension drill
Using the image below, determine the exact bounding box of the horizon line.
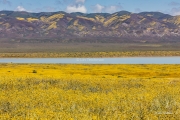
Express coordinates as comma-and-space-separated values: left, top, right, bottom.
0, 10, 177, 16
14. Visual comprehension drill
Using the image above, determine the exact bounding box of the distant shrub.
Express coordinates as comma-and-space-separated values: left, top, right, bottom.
32, 70, 37, 73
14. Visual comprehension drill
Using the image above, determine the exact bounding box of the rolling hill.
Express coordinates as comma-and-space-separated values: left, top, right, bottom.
0, 10, 180, 43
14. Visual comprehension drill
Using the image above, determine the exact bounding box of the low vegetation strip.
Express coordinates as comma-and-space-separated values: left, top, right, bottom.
0, 64, 180, 119
1, 51, 180, 58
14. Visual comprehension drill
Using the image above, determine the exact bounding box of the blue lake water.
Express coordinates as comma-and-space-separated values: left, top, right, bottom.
0, 57, 180, 64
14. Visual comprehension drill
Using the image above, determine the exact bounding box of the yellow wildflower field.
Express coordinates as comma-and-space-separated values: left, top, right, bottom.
0, 64, 180, 119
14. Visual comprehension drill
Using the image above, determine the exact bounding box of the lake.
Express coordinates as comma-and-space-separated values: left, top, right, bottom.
0, 57, 180, 64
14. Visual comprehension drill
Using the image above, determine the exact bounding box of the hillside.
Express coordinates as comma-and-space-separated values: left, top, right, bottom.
0, 10, 180, 43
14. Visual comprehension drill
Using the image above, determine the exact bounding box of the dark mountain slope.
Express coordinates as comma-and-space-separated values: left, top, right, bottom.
0, 10, 180, 42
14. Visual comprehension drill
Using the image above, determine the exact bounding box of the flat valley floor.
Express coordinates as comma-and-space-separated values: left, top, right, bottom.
1, 42, 180, 57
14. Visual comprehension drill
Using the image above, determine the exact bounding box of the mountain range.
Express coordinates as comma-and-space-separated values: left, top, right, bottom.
0, 10, 180, 43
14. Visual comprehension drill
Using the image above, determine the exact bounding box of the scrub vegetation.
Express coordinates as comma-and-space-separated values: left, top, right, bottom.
1, 51, 180, 58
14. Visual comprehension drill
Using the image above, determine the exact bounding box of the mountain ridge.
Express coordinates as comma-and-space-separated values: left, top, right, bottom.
0, 10, 180, 43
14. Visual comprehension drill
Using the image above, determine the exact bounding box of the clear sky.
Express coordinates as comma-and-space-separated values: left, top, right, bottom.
0, 0, 180, 15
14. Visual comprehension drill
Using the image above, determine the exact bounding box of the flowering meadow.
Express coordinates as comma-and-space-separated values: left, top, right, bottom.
0, 64, 180, 119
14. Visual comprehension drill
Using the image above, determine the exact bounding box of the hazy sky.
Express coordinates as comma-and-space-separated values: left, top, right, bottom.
0, 0, 180, 15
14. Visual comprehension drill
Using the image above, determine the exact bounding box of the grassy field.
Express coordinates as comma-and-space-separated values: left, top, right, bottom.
1, 42, 180, 57
1, 64, 180, 119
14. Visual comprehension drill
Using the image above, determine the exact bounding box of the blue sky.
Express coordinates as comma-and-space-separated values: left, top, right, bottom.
0, 0, 180, 15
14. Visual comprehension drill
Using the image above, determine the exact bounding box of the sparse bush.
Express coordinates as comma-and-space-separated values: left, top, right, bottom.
32, 70, 37, 73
